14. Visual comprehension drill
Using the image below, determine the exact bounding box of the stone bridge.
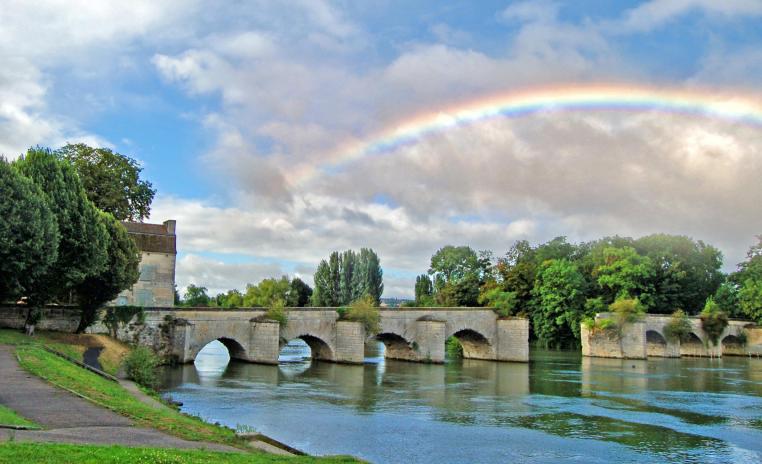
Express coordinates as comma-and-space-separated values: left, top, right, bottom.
119, 307, 529, 365
581, 313, 762, 359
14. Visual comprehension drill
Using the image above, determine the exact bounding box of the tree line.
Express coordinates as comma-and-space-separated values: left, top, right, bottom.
411, 235, 762, 348
178, 248, 384, 309
1, 144, 156, 332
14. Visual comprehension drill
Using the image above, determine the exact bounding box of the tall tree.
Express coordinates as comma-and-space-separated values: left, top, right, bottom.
14, 148, 109, 325
57, 143, 156, 221
531, 259, 587, 348
428, 245, 481, 287
313, 248, 383, 306
356, 248, 383, 305
735, 236, 762, 324
340, 250, 356, 305
414, 274, 433, 306
74, 212, 140, 332
0, 159, 59, 303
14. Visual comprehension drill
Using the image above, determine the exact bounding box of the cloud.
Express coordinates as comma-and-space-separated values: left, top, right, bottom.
617, 0, 762, 33
176, 254, 292, 296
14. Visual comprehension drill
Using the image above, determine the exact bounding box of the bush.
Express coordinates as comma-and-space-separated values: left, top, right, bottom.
609, 297, 645, 326
663, 309, 692, 342
341, 295, 380, 335
583, 316, 616, 332
123, 346, 159, 388
445, 336, 463, 358
264, 299, 288, 327
700, 297, 729, 345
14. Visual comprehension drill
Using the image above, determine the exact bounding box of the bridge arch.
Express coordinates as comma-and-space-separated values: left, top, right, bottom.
680, 332, 707, 357
192, 336, 248, 362
450, 328, 492, 360
721, 334, 746, 356
376, 332, 417, 361
280, 334, 334, 362
646, 330, 668, 357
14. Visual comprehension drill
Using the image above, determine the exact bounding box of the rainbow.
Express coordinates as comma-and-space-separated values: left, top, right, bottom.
294, 84, 762, 184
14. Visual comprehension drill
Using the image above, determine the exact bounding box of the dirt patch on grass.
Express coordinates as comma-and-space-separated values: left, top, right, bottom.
42, 333, 131, 375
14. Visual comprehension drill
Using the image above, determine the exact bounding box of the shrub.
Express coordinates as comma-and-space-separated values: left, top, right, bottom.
264, 299, 288, 327
583, 317, 616, 332
663, 309, 693, 342
342, 295, 380, 335
123, 346, 159, 388
700, 297, 729, 345
609, 297, 645, 327
445, 336, 463, 358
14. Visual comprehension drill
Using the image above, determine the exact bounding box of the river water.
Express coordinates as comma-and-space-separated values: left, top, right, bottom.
158, 340, 762, 463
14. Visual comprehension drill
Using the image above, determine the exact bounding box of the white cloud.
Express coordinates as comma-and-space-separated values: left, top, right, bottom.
617, 0, 762, 33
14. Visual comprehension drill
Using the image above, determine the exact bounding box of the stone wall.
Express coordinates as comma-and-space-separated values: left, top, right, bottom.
115, 251, 176, 307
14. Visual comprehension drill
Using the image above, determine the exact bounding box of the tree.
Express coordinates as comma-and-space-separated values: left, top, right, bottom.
634, 234, 723, 314
183, 284, 210, 307
414, 274, 433, 306
594, 246, 655, 309
531, 259, 587, 348
213, 289, 244, 308
74, 212, 140, 332
429, 245, 481, 286
313, 248, 383, 306
736, 236, 762, 324
0, 159, 59, 303
14, 148, 109, 327
243, 277, 290, 307
288, 277, 313, 307
714, 282, 741, 318
57, 143, 156, 221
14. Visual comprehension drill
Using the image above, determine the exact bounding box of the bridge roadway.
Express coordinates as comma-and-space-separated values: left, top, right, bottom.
121, 307, 529, 365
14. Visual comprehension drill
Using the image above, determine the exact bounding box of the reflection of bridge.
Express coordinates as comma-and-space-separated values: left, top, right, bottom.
123, 308, 529, 364
581, 313, 761, 359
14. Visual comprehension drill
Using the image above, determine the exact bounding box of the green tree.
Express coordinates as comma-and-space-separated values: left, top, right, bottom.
594, 246, 655, 309
493, 240, 537, 316
14, 148, 109, 326
429, 245, 481, 286
74, 212, 140, 332
313, 248, 383, 306
531, 259, 587, 347
183, 284, 210, 307
57, 143, 156, 221
214, 289, 243, 308
414, 274, 433, 306
243, 277, 291, 307
634, 234, 723, 314
714, 282, 741, 318
288, 277, 313, 307
736, 236, 762, 324
0, 159, 59, 303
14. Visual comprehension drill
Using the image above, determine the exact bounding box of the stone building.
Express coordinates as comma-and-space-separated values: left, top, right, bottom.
114, 220, 177, 307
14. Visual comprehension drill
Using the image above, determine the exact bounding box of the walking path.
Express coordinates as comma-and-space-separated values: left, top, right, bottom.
0, 345, 238, 452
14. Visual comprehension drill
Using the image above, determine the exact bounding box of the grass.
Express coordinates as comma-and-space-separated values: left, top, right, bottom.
0, 405, 38, 429
0, 443, 360, 464
0, 329, 129, 375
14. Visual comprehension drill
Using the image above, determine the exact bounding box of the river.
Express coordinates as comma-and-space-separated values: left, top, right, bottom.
158, 340, 762, 463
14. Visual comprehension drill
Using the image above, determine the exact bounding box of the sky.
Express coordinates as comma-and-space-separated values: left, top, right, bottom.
2, 0, 762, 297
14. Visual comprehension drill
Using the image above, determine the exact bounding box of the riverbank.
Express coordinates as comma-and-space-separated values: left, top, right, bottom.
0, 329, 360, 463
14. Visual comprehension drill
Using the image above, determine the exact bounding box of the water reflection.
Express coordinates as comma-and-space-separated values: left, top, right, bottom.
158, 341, 762, 464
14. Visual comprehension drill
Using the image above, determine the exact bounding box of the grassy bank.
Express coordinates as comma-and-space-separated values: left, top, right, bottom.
0, 329, 129, 375
0, 443, 359, 464
0, 405, 37, 429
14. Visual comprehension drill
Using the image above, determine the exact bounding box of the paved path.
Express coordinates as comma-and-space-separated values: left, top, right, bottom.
0, 346, 238, 452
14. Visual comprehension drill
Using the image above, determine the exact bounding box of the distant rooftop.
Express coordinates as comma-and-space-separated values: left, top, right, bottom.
122, 220, 176, 254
